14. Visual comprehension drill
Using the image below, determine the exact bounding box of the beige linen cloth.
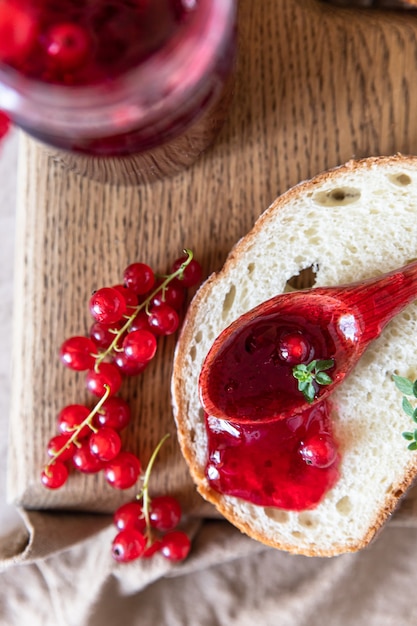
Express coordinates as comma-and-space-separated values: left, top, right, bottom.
2, 133, 417, 626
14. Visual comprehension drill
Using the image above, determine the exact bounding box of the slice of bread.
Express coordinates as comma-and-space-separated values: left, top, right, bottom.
171, 155, 417, 556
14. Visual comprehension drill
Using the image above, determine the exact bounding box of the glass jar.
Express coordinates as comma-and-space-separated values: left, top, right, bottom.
0, 0, 237, 185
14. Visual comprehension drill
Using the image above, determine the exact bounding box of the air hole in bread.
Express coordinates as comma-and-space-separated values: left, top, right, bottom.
390, 173, 412, 186
313, 187, 361, 206
247, 262, 255, 275
189, 428, 196, 444
189, 345, 197, 362
298, 513, 318, 528
286, 265, 317, 291
335, 495, 352, 516
291, 530, 304, 539
195, 330, 203, 344
222, 284, 236, 320
264, 508, 289, 523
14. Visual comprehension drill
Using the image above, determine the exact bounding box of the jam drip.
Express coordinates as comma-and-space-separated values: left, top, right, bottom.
205, 401, 340, 511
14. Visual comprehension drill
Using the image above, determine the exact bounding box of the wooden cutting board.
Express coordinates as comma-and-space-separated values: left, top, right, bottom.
8, 0, 417, 520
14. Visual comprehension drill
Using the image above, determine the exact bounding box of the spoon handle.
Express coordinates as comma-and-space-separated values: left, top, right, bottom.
342, 260, 417, 341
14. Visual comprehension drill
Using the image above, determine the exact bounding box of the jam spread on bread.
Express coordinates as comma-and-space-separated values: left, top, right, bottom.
205, 401, 340, 510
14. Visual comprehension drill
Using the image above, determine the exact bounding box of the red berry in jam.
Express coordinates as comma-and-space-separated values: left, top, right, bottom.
0, 1, 37, 62
93, 396, 131, 431
0, 111, 11, 141
276, 331, 311, 364
104, 452, 141, 489
57, 404, 91, 439
148, 303, 179, 335
171, 256, 202, 288
89, 427, 122, 462
86, 362, 122, 396
149, 495, 182, 532
41, 461, 69, 489
160, 531, 191, 561
298, 433, 338, 468
123, 263, 155, 295
45, 22, 90, 71
114, 501, 146, 532
123, 329, 157, 363
112, 528, 146, 562
72, 442, 104, 473
59, 336, 97, 371
89, 287, 127, 325
47, 433, 76, 462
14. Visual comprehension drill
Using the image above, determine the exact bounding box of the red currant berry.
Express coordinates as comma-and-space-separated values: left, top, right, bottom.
298, 434, 338, 468
129, 310, 151, 333
89, 287, 127, 325
57, 404, 91, 439
149, 496, 182, 532
72, 441, 104, 473
277, 331, 311, 364
160, 531, 191, 561
90, 320, 123, 350
148, 304, 179, 335
104, 452, 141, 489
112, 284, 138, 309
123, 263, 155, 295
45, 22, 90, 70
0, 1, 37, 62
171, 256, 202, 288
112, 528, 146, 563
151, 282, 185, 310
47, 433, 76, 462
89, 427, 121, 462
86, 362, 122, 397
93, 396, 131, 431
59, 336, 97, 371
123, 329, 157, 363
143, 539, 162, 558
0, 111, 11, 141
114, 501, 146, 532
113, 352, 148, 377
41, 461, 69, 489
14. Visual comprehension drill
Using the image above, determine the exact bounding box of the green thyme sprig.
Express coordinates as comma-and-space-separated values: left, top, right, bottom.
292, 359, 334, 403
392, 374, 417, 451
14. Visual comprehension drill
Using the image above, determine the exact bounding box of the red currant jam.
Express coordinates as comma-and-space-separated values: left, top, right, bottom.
205, 401, 340, 510
204, 318, 336, 422
0, 0, 185, 86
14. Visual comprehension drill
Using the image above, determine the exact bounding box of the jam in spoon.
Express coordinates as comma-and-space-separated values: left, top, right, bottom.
199, 259, 417, 424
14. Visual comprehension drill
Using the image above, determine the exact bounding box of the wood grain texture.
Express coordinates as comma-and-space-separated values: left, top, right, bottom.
8, 0, 417, 518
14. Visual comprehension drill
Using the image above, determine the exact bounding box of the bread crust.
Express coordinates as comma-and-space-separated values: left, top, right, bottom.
172, 154, 417, 556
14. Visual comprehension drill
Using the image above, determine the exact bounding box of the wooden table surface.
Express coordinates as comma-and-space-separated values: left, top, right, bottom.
8, 0, 417, 518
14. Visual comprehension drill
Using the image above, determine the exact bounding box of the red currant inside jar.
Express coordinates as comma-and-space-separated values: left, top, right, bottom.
0, 0, 237, 185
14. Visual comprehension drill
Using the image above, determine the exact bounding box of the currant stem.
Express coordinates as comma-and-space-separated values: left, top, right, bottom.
136, 433, 170, 541
94, 250, 194, 371
46, 384, 112, 469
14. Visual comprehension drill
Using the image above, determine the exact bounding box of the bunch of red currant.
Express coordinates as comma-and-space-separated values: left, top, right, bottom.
111, 435, 191, 563
40, 250, 201, 561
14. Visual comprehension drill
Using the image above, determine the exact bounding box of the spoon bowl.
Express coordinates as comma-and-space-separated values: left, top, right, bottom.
199, 260, 417, 424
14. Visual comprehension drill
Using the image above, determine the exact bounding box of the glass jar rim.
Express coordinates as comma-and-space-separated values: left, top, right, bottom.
0, 0, 236, 137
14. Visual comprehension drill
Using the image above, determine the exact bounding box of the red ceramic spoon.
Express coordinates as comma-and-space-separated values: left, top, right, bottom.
199, 260, 417, 424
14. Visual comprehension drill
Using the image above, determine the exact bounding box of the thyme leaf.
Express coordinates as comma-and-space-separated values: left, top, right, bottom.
292, 358, 334, 404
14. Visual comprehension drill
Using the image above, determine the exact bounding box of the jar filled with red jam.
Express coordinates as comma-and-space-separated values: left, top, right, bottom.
0, 0, 237, 184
